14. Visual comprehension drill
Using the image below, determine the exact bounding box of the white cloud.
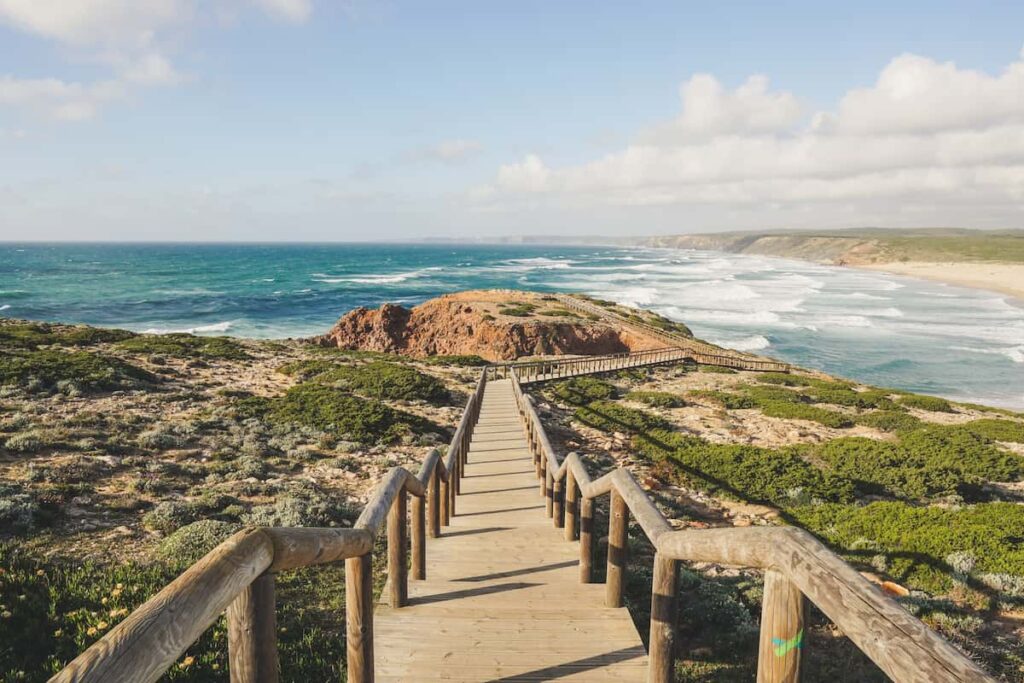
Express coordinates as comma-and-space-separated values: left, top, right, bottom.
484, 49, 1024, 218
0, 0, 310, 121
643, 74, 802, 142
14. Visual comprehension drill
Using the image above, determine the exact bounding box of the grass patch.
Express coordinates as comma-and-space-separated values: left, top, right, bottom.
757, 401, 854, 428
313, 361, 448, 403
789, 501, 1024, 596
961, 419, 1024, 443
496, 301, 538, 317
420, 354, 489, 367
855, 410, 923, 433
754, 373, 812, 387
244, 383, 443, 444
624, 391, 684, 408
687, 389, 756, 410
698, 364, 737, 374
549, 377, 618, 405
118, 333, 250, 360
573, 400, 672, 434
0, 350, 157, 394
636, 429, 855, 506
898, 393, 954, 413
0, 322, 136, 350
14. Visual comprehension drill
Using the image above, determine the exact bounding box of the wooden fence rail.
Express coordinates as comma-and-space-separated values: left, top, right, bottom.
51, 368, 489, 683
553, 293, 792, 373
509, 369, 994, 683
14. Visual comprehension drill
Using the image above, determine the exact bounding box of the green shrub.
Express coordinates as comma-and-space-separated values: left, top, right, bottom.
962, 419, 1024, 443
313, 361, 448, 403
420, 354, 489, 367
755, 373, 811, 387
156, 520, 239, 564
758, 401, 854, 428
550, 377, 617, 405
855, 410, 922, 433
740, 384, 807, 404
0, 350, 157, 394
804, 385, 894, 409
142, 501, 199, 534
0, 322, 136, 349
243, 491, 351, 528
267, 383, 441, 444
0, 483, 39, 534
636, 429, 855, 505
809, 427, 1022, 500
497, 301, 538, 317
624, 391, 684, 408
789, 502, 1024, 595
698, 365, 737, 374
276, 359, 340, 380
573, 400, 671, 434
58, 327, 137, 346
118, 333, 250, 360
4, 430, 49, 453
687, 389, 756, 410
899, 394, 954, 413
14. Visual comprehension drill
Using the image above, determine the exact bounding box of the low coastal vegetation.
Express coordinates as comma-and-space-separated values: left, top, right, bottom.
545, 363, 1024, 679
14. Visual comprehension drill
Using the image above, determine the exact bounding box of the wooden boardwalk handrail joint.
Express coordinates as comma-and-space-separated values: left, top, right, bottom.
507, 368, 995, 683
52, 369, 490, 683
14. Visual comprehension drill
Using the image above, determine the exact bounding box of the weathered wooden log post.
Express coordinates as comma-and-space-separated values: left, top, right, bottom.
411, 493, 426, 580
440, 476, 450, 527
346, 553, 373, 683
552, 476, 564, 528
427, 468, 440, 539
580, 495, 594, 583
538, 450, 547, 496
387, 491, 408, 608
564, 467, 578, 541
648, 553, 679, 683
757, 570, 805, 683
606, 489, 629, 607
227, 572, 278, 683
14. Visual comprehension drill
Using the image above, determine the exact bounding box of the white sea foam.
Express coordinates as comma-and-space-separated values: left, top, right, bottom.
0, 304, 10, 311
950, 345, 1024, 363
708, 334, 772, 352
142, 321, 234, 334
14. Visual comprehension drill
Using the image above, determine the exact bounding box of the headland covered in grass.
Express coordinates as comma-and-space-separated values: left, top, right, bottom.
1, 290, 1023, 681
642, 228, 1024, 300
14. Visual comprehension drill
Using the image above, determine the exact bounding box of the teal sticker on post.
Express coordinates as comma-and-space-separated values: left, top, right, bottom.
772, 628, 803, 657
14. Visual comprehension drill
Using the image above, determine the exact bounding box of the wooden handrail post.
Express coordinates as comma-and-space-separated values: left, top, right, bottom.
538, 453, 547, 496
346, 553, 374, 683
227, 572, 278, 683
647, 553, 679, 683
387, 492, 408, 608
441, 477, 451, 527
757, 570, 805, 683
427, 469, 441, 538
544, 468, 554, 518
564, 468, 578, 541
580, 495, 594, 583
552, 476, 564, 528
606, 489, 629, 607
411, 494, 426, 580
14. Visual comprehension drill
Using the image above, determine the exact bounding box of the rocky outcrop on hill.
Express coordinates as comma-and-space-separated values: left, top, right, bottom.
317, 291, 664, 361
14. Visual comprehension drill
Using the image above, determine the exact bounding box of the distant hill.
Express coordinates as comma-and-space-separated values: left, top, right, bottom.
640, 228, 1024, 265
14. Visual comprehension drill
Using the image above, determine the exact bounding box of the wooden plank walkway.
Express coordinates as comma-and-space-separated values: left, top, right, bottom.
374, 378, 648, 682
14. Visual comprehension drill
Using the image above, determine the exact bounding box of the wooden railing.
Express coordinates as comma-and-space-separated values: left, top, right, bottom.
554, 293, 792, 373
51, 369, 488, 683
508, 369, 994, 683
488, 346, 696, 383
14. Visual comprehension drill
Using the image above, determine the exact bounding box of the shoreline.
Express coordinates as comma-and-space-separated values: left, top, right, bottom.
853, 261, 1024, 302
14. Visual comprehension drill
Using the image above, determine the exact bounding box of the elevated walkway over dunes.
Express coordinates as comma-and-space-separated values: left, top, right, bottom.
53, 368, 992, 683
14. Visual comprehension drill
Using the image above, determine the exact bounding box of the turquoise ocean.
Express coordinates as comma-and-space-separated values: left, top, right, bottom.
1, 242, 1022, 409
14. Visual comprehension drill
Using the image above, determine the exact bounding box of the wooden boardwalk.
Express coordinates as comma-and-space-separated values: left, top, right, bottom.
374, 378, 648, 682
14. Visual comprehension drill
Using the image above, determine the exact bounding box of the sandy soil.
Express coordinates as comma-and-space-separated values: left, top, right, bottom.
858, 261, 1024, 302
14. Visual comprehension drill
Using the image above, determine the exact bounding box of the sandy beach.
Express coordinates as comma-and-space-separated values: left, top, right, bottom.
858, 261, 1024, 302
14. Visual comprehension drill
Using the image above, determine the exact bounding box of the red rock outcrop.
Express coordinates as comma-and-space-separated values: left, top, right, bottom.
317, 291, 663, 361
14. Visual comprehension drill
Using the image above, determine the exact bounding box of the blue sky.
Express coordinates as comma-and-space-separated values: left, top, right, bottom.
1, 1, 1023, 241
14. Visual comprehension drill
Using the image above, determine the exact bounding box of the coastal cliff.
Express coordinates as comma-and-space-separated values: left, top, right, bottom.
317, 290, 667, 360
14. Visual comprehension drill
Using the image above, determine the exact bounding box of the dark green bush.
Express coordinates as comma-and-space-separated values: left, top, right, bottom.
314, 361, 448, 403
804, 385, 894, 409
0, 350, 157, 394
698, 365, 737, 374
758, 401, 854, 428
754, 373, 812, 387
573, 400, 671, 434
855, 410, 922, 433
962, 419, 1024, 443
740, 384, 807, 404
550, 377, 618, 405
624, 391, 684, 408
0, 323, 135, 349
118, 334, 250, 360
789, 502, 1024, 595
636, 429, 855, 505
687, 389, 756, 410
898, 394, 954, 413
265, 383, 441, 444
420, 354, 489, 367
276, 359, 339, 379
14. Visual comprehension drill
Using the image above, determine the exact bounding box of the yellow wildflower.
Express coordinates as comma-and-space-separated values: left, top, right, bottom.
86, 627, 97, 636
35, 569, 45, 577
180, 656, 195, 668
101, 597, 108, 605
97, 621, 108, 630
54, 629, 63, 637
